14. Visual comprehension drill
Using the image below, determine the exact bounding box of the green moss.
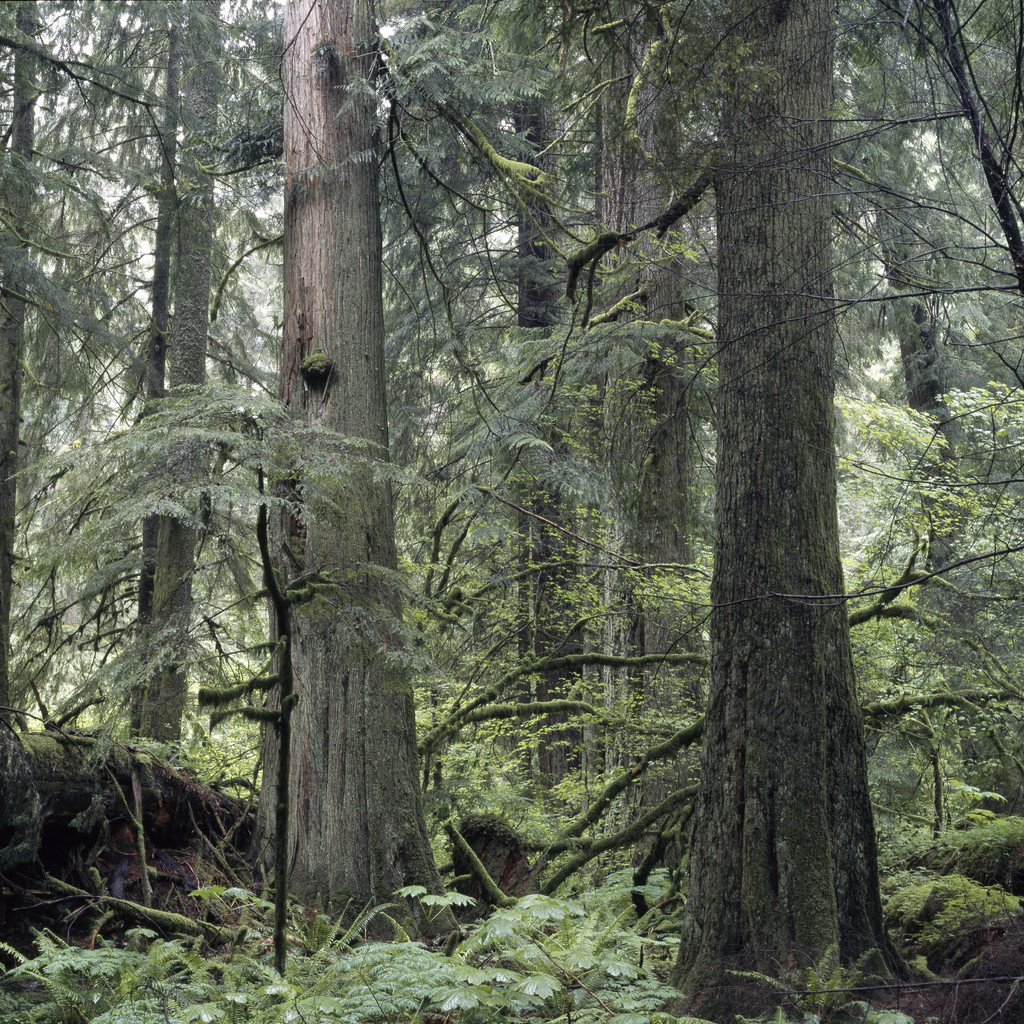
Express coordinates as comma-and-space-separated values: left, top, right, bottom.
300, 351, 333, 387
885, 873, 1022, 964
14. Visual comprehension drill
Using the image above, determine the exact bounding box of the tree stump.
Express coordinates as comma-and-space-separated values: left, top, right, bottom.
452, 814, 537, 906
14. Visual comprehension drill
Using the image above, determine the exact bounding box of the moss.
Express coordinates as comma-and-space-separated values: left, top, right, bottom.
300, 351, 333, 387
885, 873, 1022, 966
912, 815, 1024, 892
0, 730, 41, 868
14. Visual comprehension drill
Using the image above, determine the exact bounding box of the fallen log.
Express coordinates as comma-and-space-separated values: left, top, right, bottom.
0, 726, 253, 942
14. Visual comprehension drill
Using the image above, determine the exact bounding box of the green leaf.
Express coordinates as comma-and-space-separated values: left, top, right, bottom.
436, 988, 484, 1011
512, 973, 562, 998
394, 884, 428, 899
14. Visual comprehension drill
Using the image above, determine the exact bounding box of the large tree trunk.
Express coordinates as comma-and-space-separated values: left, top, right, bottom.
140, 3, 220, 742
673, 1, 887, 1015
253, 0, 448, 932
0, 3, 37, 716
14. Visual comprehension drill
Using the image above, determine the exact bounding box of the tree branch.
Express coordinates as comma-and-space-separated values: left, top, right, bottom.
443, 822, 516, 908
541, 786, 697, 895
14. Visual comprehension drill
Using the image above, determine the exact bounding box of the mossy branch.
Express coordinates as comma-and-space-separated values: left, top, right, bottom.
449, 108, 551, 213
42, 875, 238, 944
566, 231, 629, 303
624, 38, 661, 159
590, 19, 625, 34
210, 705, 281, 729
541, 785, 697, 895
418, 654, 706, 757
554, 717, 705, 845
443, 822, 516, 908
587, 288, 647, 326
424, 495, 464, 598
644, 167, 714, 238
198, 671, 281, 708
848, 602, 933, 629
653, 316, 715, 340
861, 689, 1004, 726
848, 539, 928, 627
461, 699, 601, 727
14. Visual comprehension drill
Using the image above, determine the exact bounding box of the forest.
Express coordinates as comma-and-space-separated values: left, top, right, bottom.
1, 0, 1023, 1021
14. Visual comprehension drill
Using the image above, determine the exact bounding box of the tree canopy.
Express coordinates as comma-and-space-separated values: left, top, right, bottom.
1, 0, 1024, 1021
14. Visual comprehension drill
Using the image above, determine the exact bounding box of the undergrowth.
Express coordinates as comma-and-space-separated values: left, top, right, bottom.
884, 871, 1022, 965
916, 814, 1024, 890
0, 873, 720, 1024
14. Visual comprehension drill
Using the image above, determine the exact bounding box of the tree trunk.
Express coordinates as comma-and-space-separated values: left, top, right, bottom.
673, 1, 888, 1014
594, 38, 704, 831
140, 3, 220, 742
132, 23, 179, 735
0, 3, 37, 716
253, 0, 448, 932
513, 100, 579, 787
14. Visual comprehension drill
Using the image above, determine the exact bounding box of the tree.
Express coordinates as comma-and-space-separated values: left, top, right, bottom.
672, 0, 889, 1014
0, 2, 36, 716
138, 1, 221, 742
252, 0, 449, 930
134, 14, 179, 672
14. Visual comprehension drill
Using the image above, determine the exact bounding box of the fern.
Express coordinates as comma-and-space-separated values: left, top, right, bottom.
884, 872, 1022, 963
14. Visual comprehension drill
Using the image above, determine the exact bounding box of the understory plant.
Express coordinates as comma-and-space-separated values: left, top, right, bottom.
0, 883, 704, 1024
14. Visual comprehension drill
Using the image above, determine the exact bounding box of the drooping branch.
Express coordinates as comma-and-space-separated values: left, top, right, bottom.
932, 0, 1024, 294
0, 30, 160, 108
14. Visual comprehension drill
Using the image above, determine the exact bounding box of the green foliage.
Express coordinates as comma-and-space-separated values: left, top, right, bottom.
884, 872, 1021, 965
908, 815, 1024, 890
0, 887, 692, 1024
727, 947, 907, 1024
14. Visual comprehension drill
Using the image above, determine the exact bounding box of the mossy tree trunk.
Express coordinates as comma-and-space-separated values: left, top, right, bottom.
594, 36, 706, 829
253, 0, 449, 932
132, 21, 179, 735
513, 100, 580, 788
138, 2, 220, 742
0, 2, 36, 716
673, 0, 887, 1014
136, 23, 179, 612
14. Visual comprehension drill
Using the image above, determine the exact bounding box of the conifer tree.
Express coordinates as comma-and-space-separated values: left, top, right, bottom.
0, 2, 37, 715
139, 1, 221, 742
253, 0, 450, 929
673, 0, 888, 1013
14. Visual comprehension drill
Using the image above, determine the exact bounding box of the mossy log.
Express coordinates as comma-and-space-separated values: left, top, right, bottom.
1, 730, 249, 867
0, 727, 251, 940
